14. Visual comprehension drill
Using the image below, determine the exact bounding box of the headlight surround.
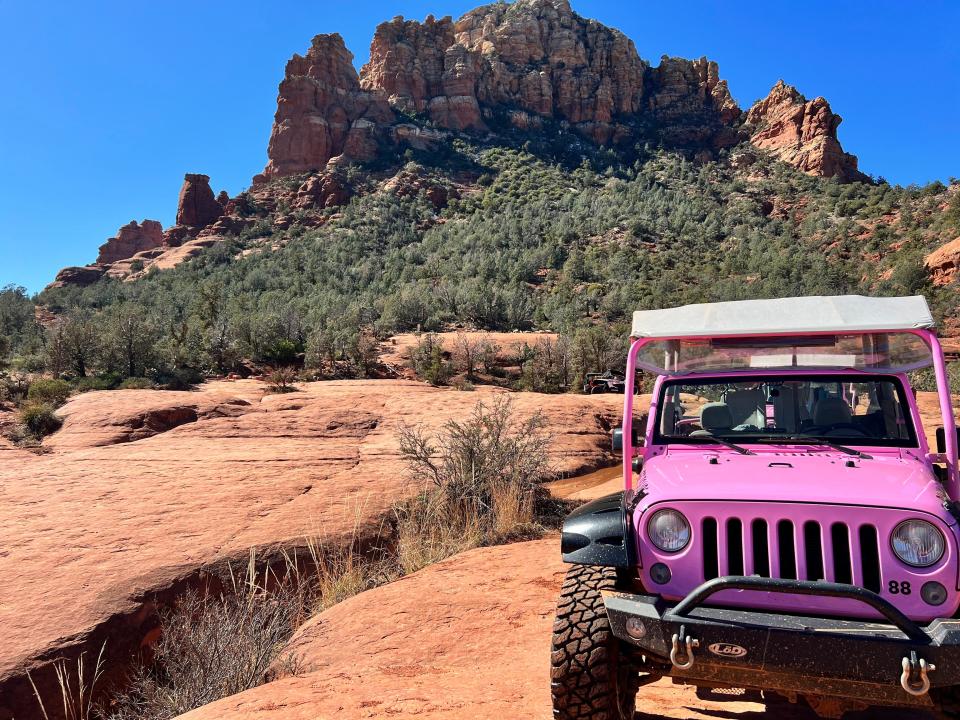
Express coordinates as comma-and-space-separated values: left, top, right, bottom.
891, 519, 945, 568
647, 509, 691, 553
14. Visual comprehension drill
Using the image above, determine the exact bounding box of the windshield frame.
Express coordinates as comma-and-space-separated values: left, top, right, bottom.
652, 372, 919, 449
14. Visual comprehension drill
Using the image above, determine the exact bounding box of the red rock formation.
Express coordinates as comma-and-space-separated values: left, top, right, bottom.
746, 80, 865, 181
295, 173, 351, 209
49, 265, 106, 288
262, 34, 396, 179
96, 219, 164, 264
926, 237, 960, 286
258, 1, 869, 181
176, 173, 225, 227
645, 56, 742, 149
359, 0, 648, 142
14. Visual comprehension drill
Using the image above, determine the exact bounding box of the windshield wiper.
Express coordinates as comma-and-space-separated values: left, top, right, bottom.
756, 435, 872, 459
698, 434, 755, 455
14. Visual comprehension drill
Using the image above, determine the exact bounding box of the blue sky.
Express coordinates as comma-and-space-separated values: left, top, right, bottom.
1, 1, 957, 293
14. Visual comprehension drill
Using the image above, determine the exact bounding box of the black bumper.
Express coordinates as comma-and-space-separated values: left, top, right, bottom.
605, 576, 960, 708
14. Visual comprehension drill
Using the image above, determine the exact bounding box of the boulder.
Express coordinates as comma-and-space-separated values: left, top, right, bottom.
96, 219, 164, 264
0, 378, 624, 719
926, 236, 960, 286
294, 173, 351, 209
49, 265, 106, 288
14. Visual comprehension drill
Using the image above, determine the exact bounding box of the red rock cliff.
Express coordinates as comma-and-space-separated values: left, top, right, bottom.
262, 34, 396, 178
746, 80, 865, 182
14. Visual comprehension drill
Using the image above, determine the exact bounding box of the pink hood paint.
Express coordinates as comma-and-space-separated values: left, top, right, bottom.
640, 449, 954, 524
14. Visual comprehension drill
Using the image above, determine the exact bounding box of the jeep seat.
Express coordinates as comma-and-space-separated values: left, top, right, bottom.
726, 389, 766, 429
773, 385, 809, 433
693, 402, 734, 436
813, 396, 853, 427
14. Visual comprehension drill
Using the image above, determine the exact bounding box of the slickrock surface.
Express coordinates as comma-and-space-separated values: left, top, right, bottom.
0, 380, 621, 719
379, 330, 560, 369
746, 80, 865, 182
178, 538, 921, 720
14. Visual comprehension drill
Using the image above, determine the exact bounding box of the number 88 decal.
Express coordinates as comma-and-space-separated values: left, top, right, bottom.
889, 580, 912, 595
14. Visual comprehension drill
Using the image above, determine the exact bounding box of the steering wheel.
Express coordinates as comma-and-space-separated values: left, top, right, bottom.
812, 423, 869, 438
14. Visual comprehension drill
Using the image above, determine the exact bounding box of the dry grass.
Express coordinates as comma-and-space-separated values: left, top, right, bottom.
28, 642, 107, 720
101, 553, 305, 720
394, 396, 552, 572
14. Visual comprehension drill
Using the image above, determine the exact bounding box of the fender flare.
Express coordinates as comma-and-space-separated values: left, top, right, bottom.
560, 491, 635, 568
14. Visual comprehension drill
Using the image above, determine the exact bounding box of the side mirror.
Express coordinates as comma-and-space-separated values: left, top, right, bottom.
935, 427, 960, 456
612, 427, 640, 453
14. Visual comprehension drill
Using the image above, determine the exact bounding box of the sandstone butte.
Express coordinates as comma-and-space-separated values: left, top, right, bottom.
0, 379, 624, 720
49, 0, 866, 289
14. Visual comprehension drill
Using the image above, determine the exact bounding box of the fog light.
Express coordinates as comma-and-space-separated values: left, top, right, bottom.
922, 581, 948, 606
650, 563, 672, 585
625, 617, 647, 639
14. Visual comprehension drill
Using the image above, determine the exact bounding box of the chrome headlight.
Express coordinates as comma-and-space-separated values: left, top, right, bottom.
647, 509, 691, 553
891, 519, 945, 568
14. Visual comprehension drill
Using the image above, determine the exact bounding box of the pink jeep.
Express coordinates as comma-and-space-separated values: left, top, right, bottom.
552, 295, 960, 719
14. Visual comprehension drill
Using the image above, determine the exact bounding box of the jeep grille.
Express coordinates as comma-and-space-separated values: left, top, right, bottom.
701, 517, 883, 593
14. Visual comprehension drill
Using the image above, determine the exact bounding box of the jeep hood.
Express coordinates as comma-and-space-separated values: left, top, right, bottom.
641, 450, 953, 523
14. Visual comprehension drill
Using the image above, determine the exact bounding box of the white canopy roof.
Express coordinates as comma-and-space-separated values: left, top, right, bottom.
631, 295, 934, 339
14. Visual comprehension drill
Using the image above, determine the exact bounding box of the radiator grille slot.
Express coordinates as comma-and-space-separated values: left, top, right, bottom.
859, 524, 882, 593
699, 514, 883, 592
804, 521, 825, 581
751, 519, 770, 577
727, 518, 744, 576
831, 522, 853, 584
703, 518, 719, 580
777, 520, 797, 580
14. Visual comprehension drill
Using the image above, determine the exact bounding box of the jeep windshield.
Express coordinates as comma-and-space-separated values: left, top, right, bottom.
655, 374, 917, 447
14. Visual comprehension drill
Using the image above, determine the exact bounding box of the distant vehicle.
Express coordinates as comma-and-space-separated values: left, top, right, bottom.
552, 295, 960, 719
583, 372, 625, 394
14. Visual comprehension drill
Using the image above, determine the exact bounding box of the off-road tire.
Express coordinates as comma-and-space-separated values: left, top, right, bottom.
551, 564, 640, 720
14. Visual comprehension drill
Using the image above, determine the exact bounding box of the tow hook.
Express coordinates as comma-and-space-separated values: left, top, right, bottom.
900, 651, 936, 696
670, 624, 699, 670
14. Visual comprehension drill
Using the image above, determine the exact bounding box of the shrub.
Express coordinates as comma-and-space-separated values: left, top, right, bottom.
27, 378, 72, 407
394, 397, 552, 572
265, 367, 298, 393
409, 333, 450, 386
73, 374, 121, 393
0, 372, 31, 404
19, 403, 63, 438
104, 575, 303, 720
150, 367, 203, 391
118, 377, 155, 390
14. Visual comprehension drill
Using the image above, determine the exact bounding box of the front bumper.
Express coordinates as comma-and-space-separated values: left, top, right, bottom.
605, 576, 960, 708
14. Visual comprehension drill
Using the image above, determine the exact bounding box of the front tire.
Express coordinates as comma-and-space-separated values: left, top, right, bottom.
550, 565, 640, 720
